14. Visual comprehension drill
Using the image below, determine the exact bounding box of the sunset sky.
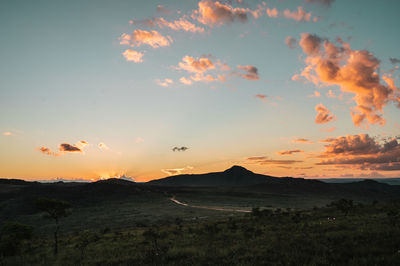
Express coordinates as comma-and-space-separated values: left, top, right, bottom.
1, 0, 399, 182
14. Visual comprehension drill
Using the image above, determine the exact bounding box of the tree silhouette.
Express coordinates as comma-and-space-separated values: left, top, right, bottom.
328, 199, 353, 216
36, 198, 71, 254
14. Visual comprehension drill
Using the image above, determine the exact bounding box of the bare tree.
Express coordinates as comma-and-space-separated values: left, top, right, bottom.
36, 198, 71, 254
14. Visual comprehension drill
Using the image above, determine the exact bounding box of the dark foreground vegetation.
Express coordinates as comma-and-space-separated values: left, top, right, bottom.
1, 167, 400, 265
1, 200, 400, 265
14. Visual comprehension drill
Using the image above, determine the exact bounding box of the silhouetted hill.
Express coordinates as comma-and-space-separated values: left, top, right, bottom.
147, 165, 322, 187
147, 165, 281, 187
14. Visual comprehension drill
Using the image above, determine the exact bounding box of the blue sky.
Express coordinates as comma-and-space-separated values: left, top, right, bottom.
1, 0, 399, 181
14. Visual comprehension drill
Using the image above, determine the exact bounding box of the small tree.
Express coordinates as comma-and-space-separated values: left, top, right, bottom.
36, 198, 71, 254
328, 199, 353, 216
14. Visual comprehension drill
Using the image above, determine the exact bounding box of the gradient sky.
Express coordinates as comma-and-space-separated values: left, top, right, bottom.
1, 0, 399, 182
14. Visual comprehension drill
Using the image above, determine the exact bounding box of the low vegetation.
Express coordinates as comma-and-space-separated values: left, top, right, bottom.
1, 199, 400, 265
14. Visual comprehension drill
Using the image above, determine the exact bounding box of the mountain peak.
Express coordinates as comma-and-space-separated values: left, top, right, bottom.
224, 165, 253, 174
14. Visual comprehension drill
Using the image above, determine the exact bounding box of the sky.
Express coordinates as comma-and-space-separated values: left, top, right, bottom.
1, 0, 399, 182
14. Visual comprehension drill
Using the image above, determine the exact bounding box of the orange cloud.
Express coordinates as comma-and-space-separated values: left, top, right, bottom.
2, 132, 13, 136
120, 30, 172, 48
38, 141, 87, 156
283, 7, 313, 22
317, 134, 400, 171
193, 0, 250, 26
236, 65, 259, 80
292, 138, 313, 144
315, 104, 335, 124
177, 55, 258, 84
38, 147, 57, 156
295, 33, 400, 127
246, 156, 303, 165
122, 49, 144, 63
320, 127, 336, 132
178, 55, 215, 73
309, 90, 321, 98
278, 149, 304, 155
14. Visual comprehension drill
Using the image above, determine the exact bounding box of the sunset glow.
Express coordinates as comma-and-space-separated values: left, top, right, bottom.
1, 0, 399, 182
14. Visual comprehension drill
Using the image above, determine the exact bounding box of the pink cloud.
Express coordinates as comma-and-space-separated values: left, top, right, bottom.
193, 0, 250, 26
122, 49, 144, 63
283, 6, 313, 22
156, 78, 174, 87
285, 36, 297, 49
266, 8, 279, 18
120, 30, 172, 48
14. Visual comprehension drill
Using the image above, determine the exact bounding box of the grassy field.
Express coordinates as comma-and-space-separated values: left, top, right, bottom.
2, 200, 400, 265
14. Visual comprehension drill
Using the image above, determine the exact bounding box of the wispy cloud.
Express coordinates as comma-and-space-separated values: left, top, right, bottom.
156, 78, 174, 87
2, 131, 13, 136
161, 166, 193, 176
136, 137, 144, 144
246, 156, 303, 165
292, 138, 313, 144
277, 149, 304, 155
235, 65, 259, 80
